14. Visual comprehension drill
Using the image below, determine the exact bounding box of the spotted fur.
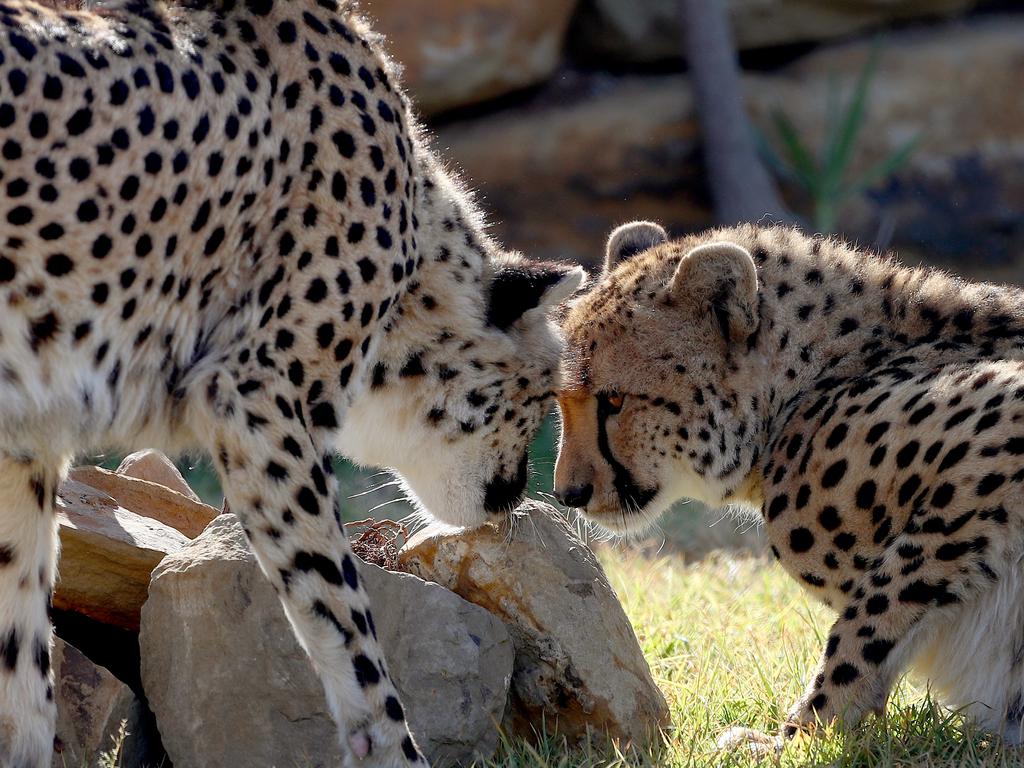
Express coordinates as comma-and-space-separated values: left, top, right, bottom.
556, 221, 1024, 744
0, 1, 583, 765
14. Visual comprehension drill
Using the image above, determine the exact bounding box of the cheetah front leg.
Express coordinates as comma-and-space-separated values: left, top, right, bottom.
0, 455, 62, 768
192, 372, 424, 767
784, 528, 1004, 738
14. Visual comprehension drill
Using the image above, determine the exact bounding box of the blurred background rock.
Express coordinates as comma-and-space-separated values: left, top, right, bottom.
98, 0, 1024, 558
371, 0, 1022, 271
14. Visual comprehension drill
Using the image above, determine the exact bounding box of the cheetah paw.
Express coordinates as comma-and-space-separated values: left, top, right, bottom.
348, 726, 372, 760
342, 718, 426, 768
716, 727, 782, 760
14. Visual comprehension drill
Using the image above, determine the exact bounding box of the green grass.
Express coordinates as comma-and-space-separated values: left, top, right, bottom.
482, 552, 1024, 768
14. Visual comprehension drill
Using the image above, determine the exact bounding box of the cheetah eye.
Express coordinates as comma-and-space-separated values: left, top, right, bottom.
601, 392, 625, 414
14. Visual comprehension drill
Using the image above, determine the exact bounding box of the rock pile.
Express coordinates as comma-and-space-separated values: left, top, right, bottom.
50, 449, 214, 765
50, 455, 667, 767
330, 2, 1024, 273
570, 0, 979, 65
55, 450, 220, 630
140, 514, 514, 767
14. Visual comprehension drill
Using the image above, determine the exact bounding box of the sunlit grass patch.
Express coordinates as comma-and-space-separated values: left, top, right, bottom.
484, 554, 1024, 768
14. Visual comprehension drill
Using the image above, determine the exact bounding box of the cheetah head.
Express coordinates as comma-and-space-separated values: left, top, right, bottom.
554, 222, 765, 535
337, 255, 585, 529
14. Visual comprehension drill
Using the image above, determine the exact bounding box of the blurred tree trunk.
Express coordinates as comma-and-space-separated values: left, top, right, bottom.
681, 0, 796, 226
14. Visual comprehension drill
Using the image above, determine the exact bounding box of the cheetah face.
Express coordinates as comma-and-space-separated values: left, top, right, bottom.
338, 258, 585, 529
555, 222, 765, 535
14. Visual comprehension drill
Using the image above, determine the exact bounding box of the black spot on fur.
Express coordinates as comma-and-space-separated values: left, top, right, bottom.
294, 551, 343, 586
487, 263, 571, 330
831, 663, 860, 685
1, 627, 19, 671
789, 528, 815, 553
352, 653, 380, 687
821, 460, 847, 488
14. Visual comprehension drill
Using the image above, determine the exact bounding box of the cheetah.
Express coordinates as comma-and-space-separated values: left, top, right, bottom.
0, 1, 584, 765
555, 220, 1024, 747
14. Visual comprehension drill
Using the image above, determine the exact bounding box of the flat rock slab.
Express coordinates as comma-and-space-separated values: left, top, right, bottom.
400, 501, 669, 749
140, 515, 513, 768
69, 464, 217, 539
55, 457, 218, 629
56, 480, 191, 630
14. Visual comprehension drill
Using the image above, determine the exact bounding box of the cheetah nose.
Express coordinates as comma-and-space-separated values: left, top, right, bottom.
555, 483, 593, 508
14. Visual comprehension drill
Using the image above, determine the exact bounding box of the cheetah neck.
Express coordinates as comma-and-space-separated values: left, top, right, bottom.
368, 157, 501, 371
750, 236, 1024, 443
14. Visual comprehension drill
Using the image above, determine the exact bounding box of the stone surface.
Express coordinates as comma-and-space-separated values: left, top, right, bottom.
400, 500, 669, 748
52, 637, 143, 768
56, 479, 190, 630
444, 17, 1024, 270
51, 609, 168, 768
140, 515, 513, 768
571, 0, 979, 63
70, 465, 218, 539
364, 0, 578, 114
116, 449, 201, 503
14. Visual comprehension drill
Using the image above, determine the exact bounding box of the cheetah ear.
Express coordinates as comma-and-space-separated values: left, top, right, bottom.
671, 241, 759, 344
487, 261, 587, 331
604, 221, 668, 276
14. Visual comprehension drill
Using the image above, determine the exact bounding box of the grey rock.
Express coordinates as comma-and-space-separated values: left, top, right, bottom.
360, 565, 513, 764
400, 501, 669, 749
140, 515, 512, 768
52, 638, 143, 768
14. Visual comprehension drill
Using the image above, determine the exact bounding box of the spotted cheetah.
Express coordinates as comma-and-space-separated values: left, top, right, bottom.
555, 221, 1024, 746
0, 1, 584, 765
